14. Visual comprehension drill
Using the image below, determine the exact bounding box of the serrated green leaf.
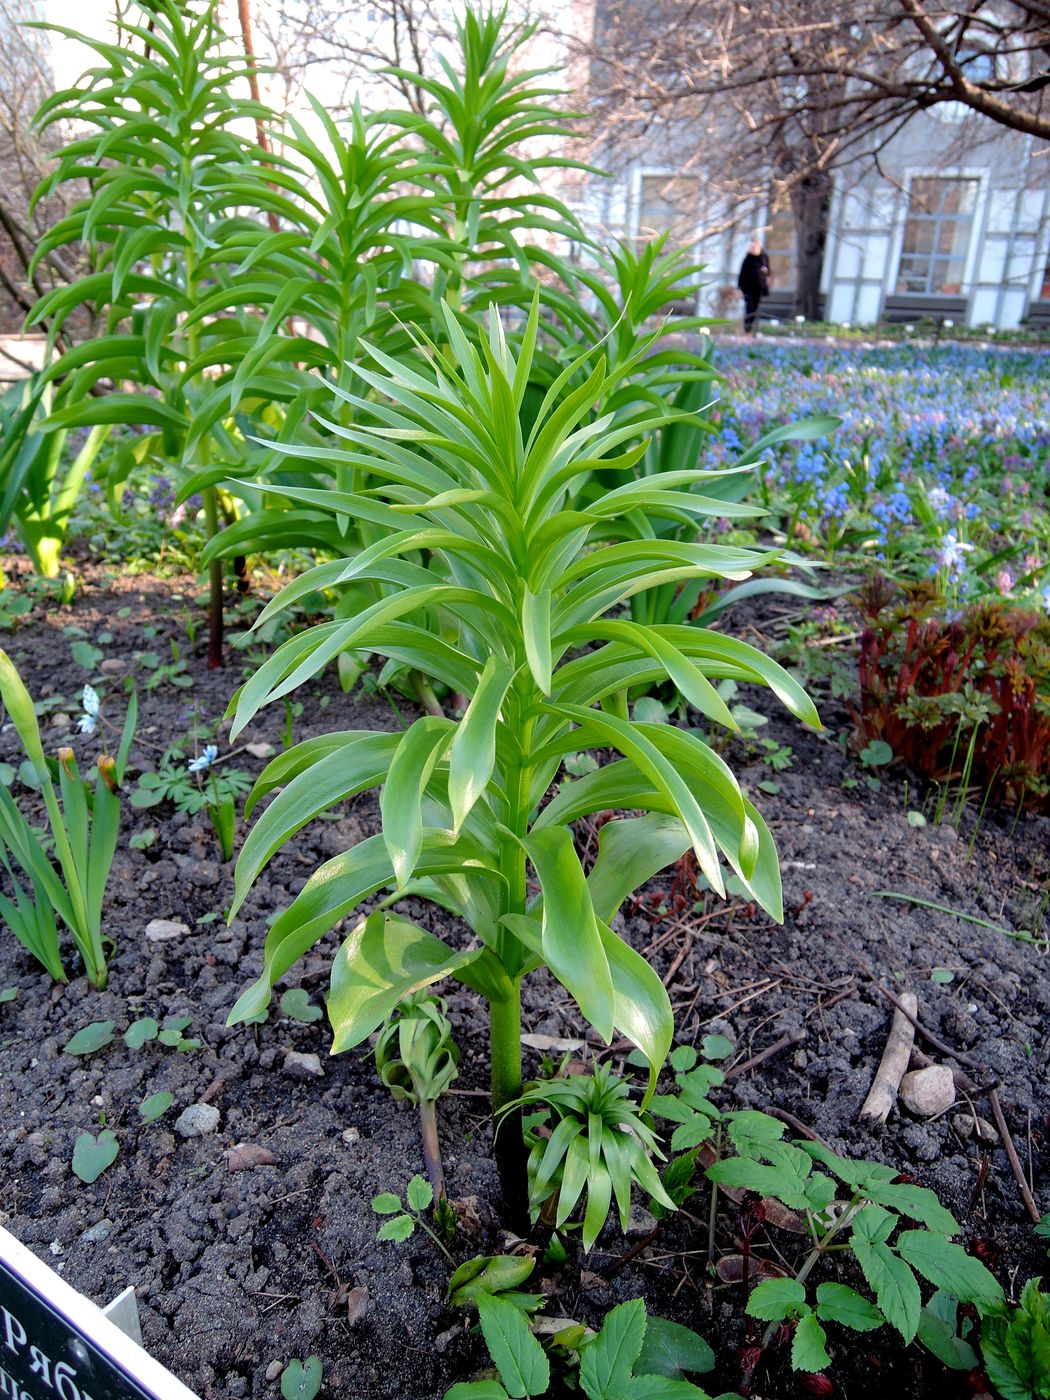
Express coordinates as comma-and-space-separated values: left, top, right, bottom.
581, 1298, 647, 1400
372, 1192, 403, 1214
746, 1278, 807, 1323
791, 1313, 830, 1372
476, 1292, 550, 1398
814, 1283, 884, 1332
407, 1174, 434, 1212
376, 1214, 415, 1242
896, 1231, 1004, 1307
851, 1211, 921, 1343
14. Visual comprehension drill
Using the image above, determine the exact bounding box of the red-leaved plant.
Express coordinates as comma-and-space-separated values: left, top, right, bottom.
852, 576, 1050, 809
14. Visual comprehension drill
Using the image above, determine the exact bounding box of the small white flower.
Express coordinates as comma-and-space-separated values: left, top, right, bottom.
926, 486, 950, 517
795, 314, 805, 323
936, 532, 974, 571
188, 744, 218, 773
77, 685, 100, 735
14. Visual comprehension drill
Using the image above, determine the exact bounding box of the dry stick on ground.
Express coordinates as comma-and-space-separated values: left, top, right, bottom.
858, 991, 918, 1124
724, 1027, 806, 1082
872, 984, 1040, 1223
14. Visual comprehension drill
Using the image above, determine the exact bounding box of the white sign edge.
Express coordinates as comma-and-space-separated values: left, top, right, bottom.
0, 1224, 201, 1400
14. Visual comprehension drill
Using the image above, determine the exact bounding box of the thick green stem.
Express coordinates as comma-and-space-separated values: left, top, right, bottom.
490, 979, 528, 1227
203, 487, 224, 669
419, 1098, 446, 1203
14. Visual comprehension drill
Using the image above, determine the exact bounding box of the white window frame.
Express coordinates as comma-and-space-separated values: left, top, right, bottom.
885, 167, 990, 297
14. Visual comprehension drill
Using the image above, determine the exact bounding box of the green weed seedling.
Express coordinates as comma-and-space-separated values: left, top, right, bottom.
280, 1356, 322, 1400
71, 1128, 119, 1185
648, 1046, 1004, 1385
371, 1175, 453, 1263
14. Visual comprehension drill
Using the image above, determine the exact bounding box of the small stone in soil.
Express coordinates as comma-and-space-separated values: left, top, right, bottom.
175, 1103, 221, 1138
145, 919, 191, 942
341, 1127, 360, 1144
283, 1050, 323, 1080
264, 1362, 283, 1382
81, 1219, 113, 1243
899, 1065, 956, 1117
952, 1112, 999, 1142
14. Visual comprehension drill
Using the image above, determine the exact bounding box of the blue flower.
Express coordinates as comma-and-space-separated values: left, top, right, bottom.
188, 744, 218, 773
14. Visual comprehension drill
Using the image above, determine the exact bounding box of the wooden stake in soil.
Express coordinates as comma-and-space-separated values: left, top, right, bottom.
859, 991, 918, 1124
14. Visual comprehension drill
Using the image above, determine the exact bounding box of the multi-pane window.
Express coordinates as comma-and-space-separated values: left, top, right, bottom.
637, 174, 701, 244
896, 177, 979, 295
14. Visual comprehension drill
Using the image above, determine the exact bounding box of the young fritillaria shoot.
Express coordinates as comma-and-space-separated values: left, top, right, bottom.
225, 298, 819, 1200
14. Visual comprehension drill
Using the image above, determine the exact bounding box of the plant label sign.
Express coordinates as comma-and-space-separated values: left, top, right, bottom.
0, 1225, 200, 1400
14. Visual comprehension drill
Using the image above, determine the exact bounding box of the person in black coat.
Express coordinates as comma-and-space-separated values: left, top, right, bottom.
737, 233, 770, 334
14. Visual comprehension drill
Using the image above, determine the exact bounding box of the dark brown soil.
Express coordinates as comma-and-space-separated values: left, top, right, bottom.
1, 563, 1048, 1400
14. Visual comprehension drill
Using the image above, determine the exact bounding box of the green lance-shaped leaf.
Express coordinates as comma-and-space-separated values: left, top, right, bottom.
521, 587, 552, 695
521, 826, 615, 1043
586, 814, 691, 924
501, 906, 672, 1099
233, 732, 401, 913
449, 654, 515, 833
381, 717, 455, 887
328, 911, 491, 1053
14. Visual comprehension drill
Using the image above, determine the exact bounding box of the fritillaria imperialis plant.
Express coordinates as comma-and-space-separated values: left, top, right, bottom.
225, 299, 819, 1198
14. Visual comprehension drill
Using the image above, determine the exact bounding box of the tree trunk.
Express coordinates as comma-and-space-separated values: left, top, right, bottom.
790, 170, 832, 320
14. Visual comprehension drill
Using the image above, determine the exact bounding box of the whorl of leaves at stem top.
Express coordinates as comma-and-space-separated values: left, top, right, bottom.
375, 993, 460, 1105
503, 1064, 677, 1251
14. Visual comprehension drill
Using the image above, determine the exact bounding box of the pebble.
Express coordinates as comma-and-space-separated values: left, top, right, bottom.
899, 1065, 956, 1117
145, 919, 190, 942
952, 1113, 999, 1143
265, 1362, 283, 1382
81, 1219, 113, 1244
341, 1127, 360, 1144
283, 1051, 323, 1080
175, 1104, 221, 1139
100, 658, 125, 674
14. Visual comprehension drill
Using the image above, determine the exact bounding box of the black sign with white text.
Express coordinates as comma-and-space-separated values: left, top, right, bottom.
0, 1228, 199, 1400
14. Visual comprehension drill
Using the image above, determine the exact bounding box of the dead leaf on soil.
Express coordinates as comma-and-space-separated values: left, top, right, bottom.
715, 1254, 788, 1285
345, 1285, 369, 1326
224, 1143, 277, 1172
521, 1033, 586, 1053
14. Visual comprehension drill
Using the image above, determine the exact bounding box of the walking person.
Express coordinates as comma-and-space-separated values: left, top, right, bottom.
737, 232, 770, 334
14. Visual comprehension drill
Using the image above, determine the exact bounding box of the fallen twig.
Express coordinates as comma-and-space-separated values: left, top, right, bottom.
725, 1028, 806, 1082
987, 1088, 1041, 1224
859, 992, 917, 1124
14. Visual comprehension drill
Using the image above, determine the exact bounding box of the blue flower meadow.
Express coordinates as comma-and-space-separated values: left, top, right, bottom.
705, 341, 1050, 605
